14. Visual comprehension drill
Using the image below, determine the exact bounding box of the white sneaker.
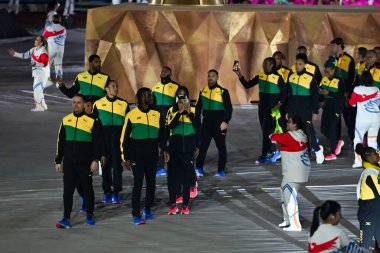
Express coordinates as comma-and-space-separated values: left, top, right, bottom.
31, 107, 45, 112
278, 221, 289, 228
315, 145, 324, 164
31, 104, 45, 112
283, 225, 302, 232
352, 161, 362, 168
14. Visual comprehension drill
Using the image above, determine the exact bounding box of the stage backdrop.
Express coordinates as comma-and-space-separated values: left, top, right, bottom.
85, 4, 380, 104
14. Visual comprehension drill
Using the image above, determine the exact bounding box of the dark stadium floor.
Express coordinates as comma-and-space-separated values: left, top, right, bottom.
0, 29, 364, 253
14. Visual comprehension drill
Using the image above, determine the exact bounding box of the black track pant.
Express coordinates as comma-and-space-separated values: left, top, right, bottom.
167, 152, 195, 206
341, 105, 357, 141
305, 120, 320, 152
102, 148, 123, 195
131, 161, 156, 217
258, 106, 276, 157
196, 122, 227, 172
63, 163, 94, 219
358, 205, 380, 249
321, 104, 341, 153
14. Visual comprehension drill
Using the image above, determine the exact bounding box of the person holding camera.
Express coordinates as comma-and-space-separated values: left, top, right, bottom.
234, 57, 286, 165
166, 86, 200, 215
195, 69, 232, 177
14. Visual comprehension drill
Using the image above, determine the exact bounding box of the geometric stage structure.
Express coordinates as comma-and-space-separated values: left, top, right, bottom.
86, 5, 380, 104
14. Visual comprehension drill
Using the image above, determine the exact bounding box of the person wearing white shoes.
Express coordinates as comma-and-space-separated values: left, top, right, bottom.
349, 71, 380, 168
308, 200, 370, 253
270, 115, 311, 232
287, 53, 324, 164
43, 14, 66, 80
8, 36, 50, 111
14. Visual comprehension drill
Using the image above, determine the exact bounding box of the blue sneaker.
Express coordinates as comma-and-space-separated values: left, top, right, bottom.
133, 216, 145, 225
255, 156, 269, 165
143, 208, 154, 220
102, 194, 112, 204
195, 168, 204, 177
156, 168, 167, 176
55, 218, 72, 229
86, 215, 96, 226
80, 197, 87, 213
214, 171, 225, 177
269, 151, 281, 163
112, 194, 121, 204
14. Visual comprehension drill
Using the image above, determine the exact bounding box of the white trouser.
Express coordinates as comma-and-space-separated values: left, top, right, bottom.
8, 0, 19, 13
354, 121, 380, 164
63, 0, 74, 16
49, 50, 64, 78
112, 0, 121, 4
33, 70, 48, 108
281, 181, 301, 229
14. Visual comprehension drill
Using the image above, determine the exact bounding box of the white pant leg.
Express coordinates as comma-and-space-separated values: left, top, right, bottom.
69, 0, 75, 14
53, 51, 63, 78
63, 0, 70, 16
33, 70, 48, 108
354, 122, 370, 164
367, 122, 380, 150
281, 182, 301, 230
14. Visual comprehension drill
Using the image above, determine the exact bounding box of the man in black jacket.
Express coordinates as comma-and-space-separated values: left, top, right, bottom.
55, 94, 102, 228
234, 57, 287, 165
195, 69, 233, 177
287, 53, 324, 164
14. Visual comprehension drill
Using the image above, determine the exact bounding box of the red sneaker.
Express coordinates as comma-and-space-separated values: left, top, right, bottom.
334, 140, 344, 155
181, 205, 189, 215
168, 204, 179, 215
176, 196, 183, 204
325, 154, 337, 161
190, 182, 198, 199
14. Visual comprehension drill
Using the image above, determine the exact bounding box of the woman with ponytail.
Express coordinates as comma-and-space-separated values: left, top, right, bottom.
355, 143, 380, 249
308, 200, 370, 253
270, 115, 311, 231
7, 35, 52, 111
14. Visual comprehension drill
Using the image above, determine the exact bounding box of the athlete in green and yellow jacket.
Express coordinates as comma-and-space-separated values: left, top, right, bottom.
93, 80, 129, 203
195, 69, 232, 176
120, 87, 167, 223
151, 66, 180, 174
55, 94, 102, 228
58, 54, 110, 103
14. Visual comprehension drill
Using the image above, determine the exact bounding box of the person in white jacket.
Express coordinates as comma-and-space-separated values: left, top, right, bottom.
43, 14, 66, 80
270, 115, 311, 231
8, 36, 50, 111
349, 71, 380, 168
308, 200, 371, 253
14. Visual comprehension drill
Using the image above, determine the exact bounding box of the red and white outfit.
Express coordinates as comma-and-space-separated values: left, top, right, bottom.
349, 86, 380, 167
13, 47, 49, 111
42, 24, 66, 79
308, 224, 370, 253
271, 129, 310, 231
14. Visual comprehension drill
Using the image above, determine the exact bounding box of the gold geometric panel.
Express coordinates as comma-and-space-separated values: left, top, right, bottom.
86, 5, 380, 104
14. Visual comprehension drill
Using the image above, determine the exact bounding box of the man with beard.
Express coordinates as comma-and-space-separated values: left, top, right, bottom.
151, 66, 180, 176
195, 69, 233, 177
